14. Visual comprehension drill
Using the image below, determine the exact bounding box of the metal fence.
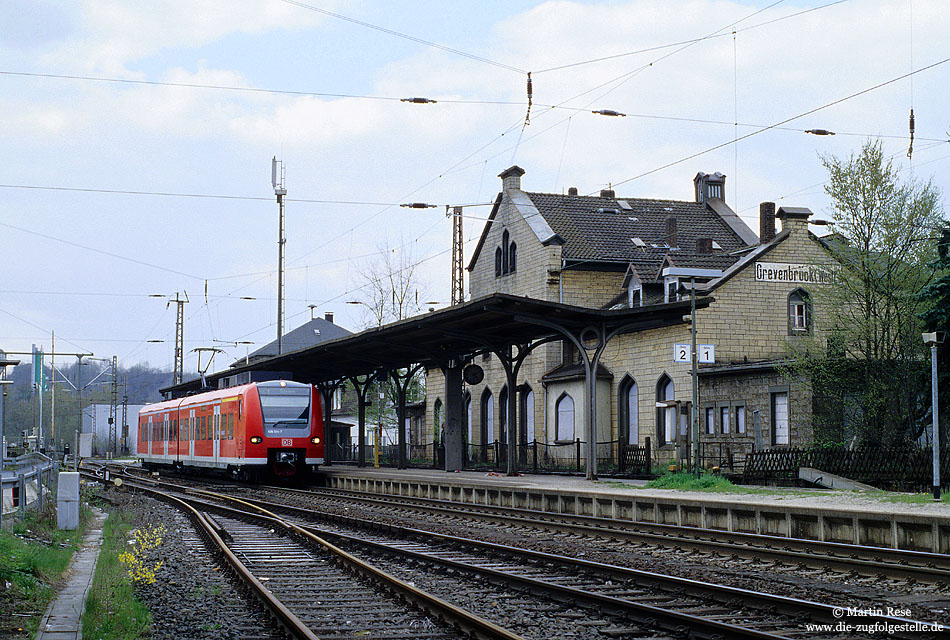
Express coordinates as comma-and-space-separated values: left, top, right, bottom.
1, 453, 57, 528
743, 445, 950, 490
698, 441, 749, 473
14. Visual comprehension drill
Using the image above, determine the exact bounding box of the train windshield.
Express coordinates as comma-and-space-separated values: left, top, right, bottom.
258, 386, 311, 431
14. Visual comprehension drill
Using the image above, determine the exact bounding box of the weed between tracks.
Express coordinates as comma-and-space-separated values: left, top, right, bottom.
0, 504, 89, 639
82, 510, 152, 640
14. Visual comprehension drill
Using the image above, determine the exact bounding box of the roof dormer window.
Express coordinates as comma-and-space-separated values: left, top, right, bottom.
664, 276, 679, 303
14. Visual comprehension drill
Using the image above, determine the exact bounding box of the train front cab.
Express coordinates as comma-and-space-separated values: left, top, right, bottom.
246, 380, 324, 479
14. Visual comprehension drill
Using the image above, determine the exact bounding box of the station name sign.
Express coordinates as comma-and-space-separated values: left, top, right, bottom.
754, 262, 837, 285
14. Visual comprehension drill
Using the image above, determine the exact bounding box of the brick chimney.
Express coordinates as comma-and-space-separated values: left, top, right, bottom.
776, 206, 813, 234
498, 165, 525, 191
666, 217, 677, 247
567, 187, 578, 196
600, 188, 615, 199
324, 311, 334, 324
759, 202, 776, 243
696, 238, 713, 254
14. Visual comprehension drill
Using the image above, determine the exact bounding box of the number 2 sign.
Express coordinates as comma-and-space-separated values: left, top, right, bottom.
673, 344, 715, 363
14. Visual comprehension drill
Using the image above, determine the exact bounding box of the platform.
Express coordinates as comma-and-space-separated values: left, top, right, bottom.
319, 466, 950, 553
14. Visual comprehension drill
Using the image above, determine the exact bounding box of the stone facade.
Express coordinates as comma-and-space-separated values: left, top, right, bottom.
425, 167, 837, 468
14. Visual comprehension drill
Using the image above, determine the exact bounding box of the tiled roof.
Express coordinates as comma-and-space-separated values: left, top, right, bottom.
237, 317, 352, 365
525, 192, 750, 266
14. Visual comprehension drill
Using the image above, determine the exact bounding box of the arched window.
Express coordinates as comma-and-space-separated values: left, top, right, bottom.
618, 376, 639, 445
433, 399, 443, 441
464, 393, 472, 445
788, 288, 812, 334
499, 386, 509, 443
518, 386, 534, 445
501, 230, 510, 274
494, 247, 502, 277
508, 241, 517, 273
555, 393, 575, 442
480, 389, 494, 445
656, 375, 675, 446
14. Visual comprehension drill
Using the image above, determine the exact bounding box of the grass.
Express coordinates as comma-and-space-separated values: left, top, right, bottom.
866, 490, 950, 504
0, 504, 89, 639
82, 510, 152, 640
645, 471, 748, 491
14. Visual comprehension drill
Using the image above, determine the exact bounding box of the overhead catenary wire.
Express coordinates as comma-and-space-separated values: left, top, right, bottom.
531, 0, 848, 74
605, 56, 950, 192
275, 0, 526, 74
6, 1, 941, 372
0, 220, 204, 281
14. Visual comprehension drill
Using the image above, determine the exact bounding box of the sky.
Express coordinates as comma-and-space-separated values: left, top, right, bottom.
1, 0, 948, 377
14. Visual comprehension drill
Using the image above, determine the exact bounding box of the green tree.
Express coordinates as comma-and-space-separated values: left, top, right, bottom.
918, 225, 950, 442
786, 139, 944, 446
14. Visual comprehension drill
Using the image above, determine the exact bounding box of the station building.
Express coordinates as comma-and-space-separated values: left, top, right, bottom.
425, 166, 838, 468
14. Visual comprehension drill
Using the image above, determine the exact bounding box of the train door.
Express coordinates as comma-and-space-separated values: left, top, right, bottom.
189, 409, 195, 460
163, 414, 169, 458
147, 415, 153, 461
213, 404, 221, 468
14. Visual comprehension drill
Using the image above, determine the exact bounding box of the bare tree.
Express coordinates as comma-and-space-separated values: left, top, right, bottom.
353, 242, 430, 450
354, 242, 428, 328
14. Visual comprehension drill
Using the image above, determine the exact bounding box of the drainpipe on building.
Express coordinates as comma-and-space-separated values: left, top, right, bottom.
558, 258, 565, 304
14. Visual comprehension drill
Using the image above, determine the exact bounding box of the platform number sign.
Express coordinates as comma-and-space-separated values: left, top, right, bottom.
673, 344, 715, 364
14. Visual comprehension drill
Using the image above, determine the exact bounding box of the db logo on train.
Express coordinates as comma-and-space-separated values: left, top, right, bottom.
281, 438, 292, 447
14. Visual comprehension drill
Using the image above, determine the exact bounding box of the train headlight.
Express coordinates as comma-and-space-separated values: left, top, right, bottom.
310, 437, 321, 445
249, 436, 262, 444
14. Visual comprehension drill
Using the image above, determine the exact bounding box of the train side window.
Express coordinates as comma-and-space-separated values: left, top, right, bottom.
228, 414, 234, 439
199, 416, 204, 440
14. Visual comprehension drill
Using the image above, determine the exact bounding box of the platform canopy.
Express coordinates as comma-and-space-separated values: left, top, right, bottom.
162, 292, 707, 397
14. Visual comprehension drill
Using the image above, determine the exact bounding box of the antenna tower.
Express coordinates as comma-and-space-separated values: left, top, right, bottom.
449, 206, 464, 305
272, 157, 287, 355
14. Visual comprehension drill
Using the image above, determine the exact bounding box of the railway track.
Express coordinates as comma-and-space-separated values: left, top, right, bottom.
202, 488, 944, 639
287, 485, 950, 585
92, 469, 945, 639
84, 469, 521, 640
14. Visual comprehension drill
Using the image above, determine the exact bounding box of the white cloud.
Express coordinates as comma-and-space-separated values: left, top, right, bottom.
38, 0, 332, 75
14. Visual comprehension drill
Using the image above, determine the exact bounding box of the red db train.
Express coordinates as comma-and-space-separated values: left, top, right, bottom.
137, 380, 324, 480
